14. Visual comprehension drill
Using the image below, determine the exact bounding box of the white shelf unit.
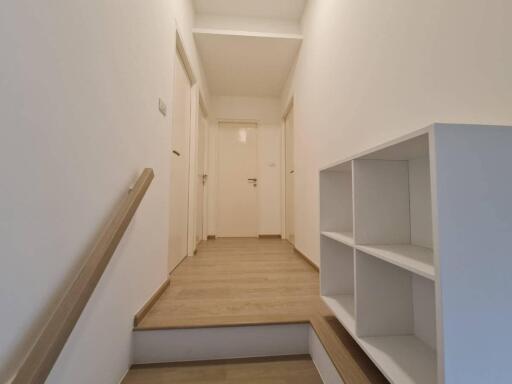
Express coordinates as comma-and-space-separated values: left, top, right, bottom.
320, 124, 512, 384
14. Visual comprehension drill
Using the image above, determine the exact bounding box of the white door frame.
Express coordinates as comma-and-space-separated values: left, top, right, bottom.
281, 97, 294, 242
197, 93, 209, 243
173, 28, 202, 261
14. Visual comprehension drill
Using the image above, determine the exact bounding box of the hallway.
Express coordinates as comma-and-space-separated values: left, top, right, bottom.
4, 1, 512, 383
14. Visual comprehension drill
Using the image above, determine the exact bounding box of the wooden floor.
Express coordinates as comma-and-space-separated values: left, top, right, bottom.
135, 238, 388, 384
122, 355, 323, 384
137, 238, 328, 329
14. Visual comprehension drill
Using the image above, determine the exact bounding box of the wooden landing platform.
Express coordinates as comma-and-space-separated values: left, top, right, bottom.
134, 238, 388, 384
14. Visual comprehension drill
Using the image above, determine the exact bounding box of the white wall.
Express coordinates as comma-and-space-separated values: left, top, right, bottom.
0, 0, 208, 383
208, 96, 282, 236
283, 0, 512, 266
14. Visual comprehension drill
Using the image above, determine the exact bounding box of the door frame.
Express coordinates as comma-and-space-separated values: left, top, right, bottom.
172, 27, 206, 264
215, 119, 260, 238
196, 92, 209, 243
281, 96, 294, 242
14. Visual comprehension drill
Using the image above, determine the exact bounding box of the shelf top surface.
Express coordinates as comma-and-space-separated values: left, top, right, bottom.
321, 231, 354, 247
320, 125, 432, 172
356, 244, 435, 280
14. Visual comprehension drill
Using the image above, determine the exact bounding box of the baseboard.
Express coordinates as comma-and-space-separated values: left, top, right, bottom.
258, 234, 282, 239
207, 235, 216, 240
294, 247, 319, 272
134, 278, 170, 326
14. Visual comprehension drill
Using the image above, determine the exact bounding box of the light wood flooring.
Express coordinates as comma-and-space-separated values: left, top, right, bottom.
134, 238, 388, 384
137, 238, 327, 329
122, 355, 323, 384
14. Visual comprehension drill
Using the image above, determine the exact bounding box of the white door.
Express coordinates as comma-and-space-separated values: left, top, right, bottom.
216, 122, 258, 237
169, 54, 191, 271
195, 108, 207, 245
285, 107, 295, 244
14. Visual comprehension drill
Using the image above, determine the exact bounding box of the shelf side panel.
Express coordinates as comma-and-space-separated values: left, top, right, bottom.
409, 157, 433, 249
412, 274, 437, 351
432, 124, 512, 384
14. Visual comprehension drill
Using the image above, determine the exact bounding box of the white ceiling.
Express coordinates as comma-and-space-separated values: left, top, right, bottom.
193, 0, 307, 20
194, 32, 301, 97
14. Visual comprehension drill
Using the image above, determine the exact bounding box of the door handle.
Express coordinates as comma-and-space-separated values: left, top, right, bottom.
289, 170, 295, 174
172, 150, 181, 157
247, 178, 258, 182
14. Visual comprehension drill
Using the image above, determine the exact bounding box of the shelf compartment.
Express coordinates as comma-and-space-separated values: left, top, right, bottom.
353, 137, 434, 278
321, 294, 355, 334
359, 335, 437, 384
320, 162, 353, 237
356, 244, 434, 280
355, 250, 437, 384
321, 231, 354, 247
320, 236, 354, 333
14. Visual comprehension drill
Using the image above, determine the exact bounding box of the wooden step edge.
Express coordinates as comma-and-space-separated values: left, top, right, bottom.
128, 354, 313, 370
133, 318, 311, 331
309, 315, 389, 384
133, 278, 170, 327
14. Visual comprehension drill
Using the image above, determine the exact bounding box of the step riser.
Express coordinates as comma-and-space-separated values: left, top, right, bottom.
133, 324, 308, 364
309, 329, 345, 384
133, 324, 344, 384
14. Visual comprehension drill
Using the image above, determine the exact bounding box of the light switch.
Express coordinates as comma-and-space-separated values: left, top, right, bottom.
159, 98, 167, 116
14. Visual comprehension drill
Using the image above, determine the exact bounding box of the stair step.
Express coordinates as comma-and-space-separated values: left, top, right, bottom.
122, 355, 323, 383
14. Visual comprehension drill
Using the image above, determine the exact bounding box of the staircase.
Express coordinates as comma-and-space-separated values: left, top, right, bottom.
119, 238, 388, 384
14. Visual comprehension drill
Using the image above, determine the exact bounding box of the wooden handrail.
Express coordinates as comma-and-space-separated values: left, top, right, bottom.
12, 168, 154, 384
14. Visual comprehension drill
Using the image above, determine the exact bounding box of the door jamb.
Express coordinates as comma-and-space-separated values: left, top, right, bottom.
174, 26, 198, 259
281, 96, 294, 242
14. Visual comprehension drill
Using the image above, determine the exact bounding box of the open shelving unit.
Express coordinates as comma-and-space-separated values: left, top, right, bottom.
319, 127, 436, 384
320, 124, 512, 384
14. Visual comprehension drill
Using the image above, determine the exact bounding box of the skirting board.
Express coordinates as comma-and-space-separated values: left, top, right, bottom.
207, 235, 216, 240
258, 234, 282, 239
294, 247, 319, 271
134, 278, 170, 326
